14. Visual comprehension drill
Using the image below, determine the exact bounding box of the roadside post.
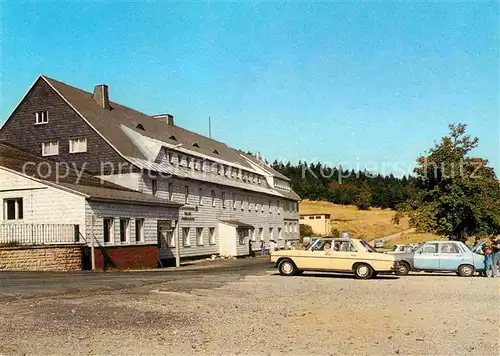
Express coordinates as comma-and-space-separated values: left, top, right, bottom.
91, 214, 96, 270
175, 219, 180, 267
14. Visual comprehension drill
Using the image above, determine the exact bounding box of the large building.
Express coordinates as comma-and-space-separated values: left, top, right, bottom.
0, 75, 300, 265
299, 213, 331, 236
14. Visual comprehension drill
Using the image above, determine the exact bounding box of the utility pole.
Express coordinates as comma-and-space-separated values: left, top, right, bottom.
209, 116, 212, 139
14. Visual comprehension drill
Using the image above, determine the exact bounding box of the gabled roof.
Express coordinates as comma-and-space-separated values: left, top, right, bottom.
0, 142, 181, 207
40, 75, 265, 171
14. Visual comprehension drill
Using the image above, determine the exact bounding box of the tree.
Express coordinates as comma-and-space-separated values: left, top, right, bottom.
395, 123, 500, 241
300, 224, 313, 237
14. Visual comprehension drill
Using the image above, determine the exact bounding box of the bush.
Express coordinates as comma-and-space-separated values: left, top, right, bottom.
300, 224, 313, 239
0, 241, 20, 247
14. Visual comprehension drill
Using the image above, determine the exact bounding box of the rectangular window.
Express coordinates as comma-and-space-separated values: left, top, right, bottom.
120, 218, 130, 242
209, 227, 216, 245
211, 190, 216, 207
186, 156, 192, 168
35, 111, 48, 124
183, 227, 190, 246
294, 222, 298, 233
285, 223, 288, 233
3, 198, 23, 220
261, 199, 264, 213
248, 196, 252, 211
251, 228, 256, 241
170, 153, 175, 164
135, 219, 144, 242
196, 227, 203, 245
233, 193, 237, 209
198, 187, 203, 205
259, 228, 264, 241
42, 140, 59, 156
185, 185, 189, 204
168, 183, 173, 201
269, 199, 272, 213
152, 179, 158, 196
269, 227, 273, 239
69, 137, 87, 153
103, 218, 114, 243
278, 227, 282, 240
277, 200, 280, 214
241, 196, 245, 211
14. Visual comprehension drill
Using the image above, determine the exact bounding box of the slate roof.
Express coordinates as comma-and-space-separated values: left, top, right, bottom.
41, 75, 291, 181
0, 143, 181, 207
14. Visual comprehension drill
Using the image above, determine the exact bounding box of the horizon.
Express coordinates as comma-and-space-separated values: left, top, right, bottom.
1, 2, 498, 176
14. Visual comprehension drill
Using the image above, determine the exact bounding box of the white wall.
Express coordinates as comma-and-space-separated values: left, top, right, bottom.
85, 200, 179, 247
139, 174, 300, 258
218, 223, 236, 257
0, 168, 86, 236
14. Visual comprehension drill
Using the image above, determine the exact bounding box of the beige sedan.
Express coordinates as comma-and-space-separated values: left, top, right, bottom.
270, 237, 399, 279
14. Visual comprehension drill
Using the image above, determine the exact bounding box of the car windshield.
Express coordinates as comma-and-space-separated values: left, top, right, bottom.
360, 240, 377, 252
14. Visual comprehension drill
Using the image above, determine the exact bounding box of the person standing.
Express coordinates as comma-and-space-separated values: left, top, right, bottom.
260, 240, 266, 256
483, 240, 494, 278
248, 239, 255, 258
491, 236, 500, 277
269, 239, 277, 254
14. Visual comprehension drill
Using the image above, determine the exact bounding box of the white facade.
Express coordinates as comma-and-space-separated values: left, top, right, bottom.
0, 167, 179, 249
0, 167, 86, 234
100, 167, 300, 259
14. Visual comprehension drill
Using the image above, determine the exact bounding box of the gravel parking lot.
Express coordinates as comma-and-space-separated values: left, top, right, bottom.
0, 259, 498, 356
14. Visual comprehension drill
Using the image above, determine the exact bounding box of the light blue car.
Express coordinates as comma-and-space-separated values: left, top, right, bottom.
394, 240, 485, 277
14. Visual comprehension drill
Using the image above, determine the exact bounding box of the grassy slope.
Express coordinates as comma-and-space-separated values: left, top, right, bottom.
299, 200, 410, 240
385, 232, 446, 248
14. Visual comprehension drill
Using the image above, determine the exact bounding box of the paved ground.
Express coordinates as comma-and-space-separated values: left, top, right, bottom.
1, 258, 499, 356
0, 258, 268, 300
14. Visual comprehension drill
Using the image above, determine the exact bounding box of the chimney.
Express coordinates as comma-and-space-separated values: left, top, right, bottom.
152, 114, 174, 125
93, 84, 110, 110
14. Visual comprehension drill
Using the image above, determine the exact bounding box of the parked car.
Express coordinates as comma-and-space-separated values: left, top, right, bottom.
387, 244, 418, 254
394, 240, 485, 277
374, 240, 385, 248
270, 237, 400, 279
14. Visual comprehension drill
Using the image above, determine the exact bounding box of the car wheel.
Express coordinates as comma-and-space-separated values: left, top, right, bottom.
278, 259, 298, 276
395, 261, 410, 276
458, 264, 475, 277
354, 263, 374, 279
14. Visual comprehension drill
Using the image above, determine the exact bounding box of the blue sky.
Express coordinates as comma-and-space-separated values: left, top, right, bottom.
1, 1, 498, 176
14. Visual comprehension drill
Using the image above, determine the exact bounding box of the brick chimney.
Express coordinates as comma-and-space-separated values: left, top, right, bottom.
152, 114, 174, 125
93, 84, 110, 110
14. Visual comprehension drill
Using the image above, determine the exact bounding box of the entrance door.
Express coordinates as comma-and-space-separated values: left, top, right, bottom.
158, 220, 174, 259
414, 242, 440, 270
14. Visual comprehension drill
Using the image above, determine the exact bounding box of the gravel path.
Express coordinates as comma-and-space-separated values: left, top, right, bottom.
0, 268, 498, 355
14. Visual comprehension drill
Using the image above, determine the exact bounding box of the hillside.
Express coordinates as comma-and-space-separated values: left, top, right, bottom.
299, 200, 410, 240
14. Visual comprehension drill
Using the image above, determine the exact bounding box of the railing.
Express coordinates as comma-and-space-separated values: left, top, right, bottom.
0, 223, 82, 246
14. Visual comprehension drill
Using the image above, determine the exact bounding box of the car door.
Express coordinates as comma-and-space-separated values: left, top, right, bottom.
325, 239, 357, 271
438, 242, 463, 271
414, 243, 440, 270
296, 240, 331, 270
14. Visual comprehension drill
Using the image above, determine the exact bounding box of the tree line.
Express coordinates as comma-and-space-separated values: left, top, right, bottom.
270, 161, 420, 210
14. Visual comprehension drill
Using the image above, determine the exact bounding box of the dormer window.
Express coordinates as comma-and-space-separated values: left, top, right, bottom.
213, 149, 219, 154
136, 124, 145, 131
192, 143, 199, 148
35, 111, 48, 125
169, 135, 177, 141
